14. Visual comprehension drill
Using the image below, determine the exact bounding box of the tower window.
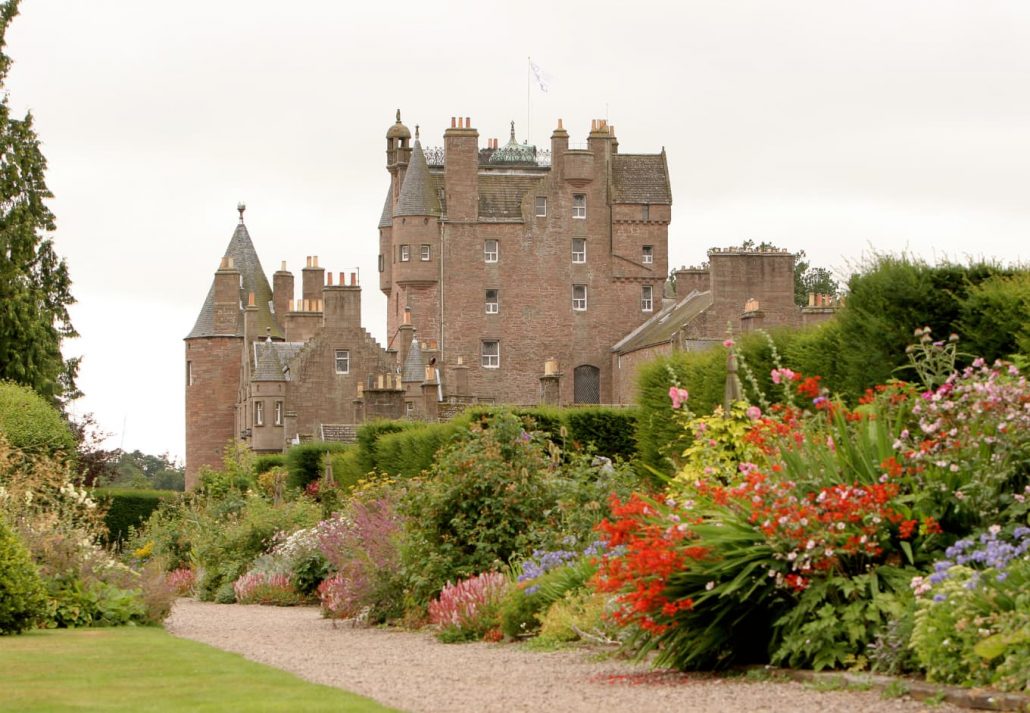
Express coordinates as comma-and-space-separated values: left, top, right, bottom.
484, 239, 499, 263
485, 289, 499, 314
378, 254, 384, 272
572, 238, 586, 264
641, 284, 654, 312
186, 361, 193, 386
420, 245, 431, 261
254, 401, 264, 427
535, 196, 547, 217
572, 194, 586, 219
481, 340, 500, 368
642, 245, 653, 264
274, 400, 284, 426
400, 245, 410, 262
335, 349, 350, 374
572, 284, 587, 311
642, 205, 650, 221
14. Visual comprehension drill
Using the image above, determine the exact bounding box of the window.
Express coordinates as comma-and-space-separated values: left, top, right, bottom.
274, 400, 283, 426
254, 401, 264, 427
378, 254, 384, 272
642, 205, 650, 221
406, 401, 415, 415
572, 238, 586, 264
641, 285, 654, 312
485, 289, 499, 314
572, 194, 586, 219
334, 349, 350, 374
420, 245, 431, 261
484, 239, 498, 263
481, 340, 499, 368
186, 361, 192, 386
399, 245, 410, 262
535, 196, 547, 217
642, 245, 653, 264
572, 284, 587, 311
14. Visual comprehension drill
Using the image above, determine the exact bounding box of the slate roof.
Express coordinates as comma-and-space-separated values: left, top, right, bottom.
252, 340, 305, 380
187, 220, 283, 339
611, 153, 672, 204
611, 290, 713, 354
401, 338, 424, 382
378, 186, 393, 228
478, 173, 546, 220
395, 140, 441, 217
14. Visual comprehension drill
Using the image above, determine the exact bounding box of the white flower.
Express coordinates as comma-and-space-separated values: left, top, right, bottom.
806, 539, 816, 550
705, 581, 716, 591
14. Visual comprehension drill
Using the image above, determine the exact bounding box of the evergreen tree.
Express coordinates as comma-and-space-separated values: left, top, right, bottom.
0, 1, 78, 404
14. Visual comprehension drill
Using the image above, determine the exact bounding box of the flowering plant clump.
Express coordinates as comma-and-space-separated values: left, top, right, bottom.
428, 571, 510, 642
165, 567, 196, 596
232, 572, 305, 606
910, 526, 1030, 692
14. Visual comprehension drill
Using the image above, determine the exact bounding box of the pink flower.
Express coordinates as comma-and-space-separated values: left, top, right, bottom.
770, 368, 796, 385
668, 386, 690, 409
723, 339, 735, 348
745, 405, 762, 420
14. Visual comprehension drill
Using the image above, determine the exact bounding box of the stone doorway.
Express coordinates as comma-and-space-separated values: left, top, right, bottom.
573, 364, 600, 404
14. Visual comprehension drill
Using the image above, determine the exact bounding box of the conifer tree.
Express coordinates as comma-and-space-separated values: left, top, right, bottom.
0, 1, 78, 404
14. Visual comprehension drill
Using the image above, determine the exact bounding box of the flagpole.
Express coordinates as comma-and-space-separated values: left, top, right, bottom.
527, 56, 531, 143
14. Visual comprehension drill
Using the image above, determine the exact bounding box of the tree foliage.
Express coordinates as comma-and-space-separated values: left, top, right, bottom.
0, 1, 78, 404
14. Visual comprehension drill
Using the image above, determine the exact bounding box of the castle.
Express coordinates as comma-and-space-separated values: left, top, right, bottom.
184, 112, 832, 488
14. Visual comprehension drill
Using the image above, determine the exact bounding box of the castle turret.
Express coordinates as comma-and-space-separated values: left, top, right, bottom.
184, 204, 281, 489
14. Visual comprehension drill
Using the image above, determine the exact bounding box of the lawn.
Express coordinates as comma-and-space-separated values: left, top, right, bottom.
0, 626, 397, 712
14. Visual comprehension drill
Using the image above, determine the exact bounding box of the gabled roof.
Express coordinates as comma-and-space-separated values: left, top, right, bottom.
252, 340, 305, 381
186, 220, 283, 339
378, 186, 393, 228
401, 338, 424, 382
612, 290, 713, 354
611, 153, 672, 204
395, 140, 440, 217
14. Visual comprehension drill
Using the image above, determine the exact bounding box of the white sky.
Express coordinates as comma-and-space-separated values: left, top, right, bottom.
5, 1, 1029, 462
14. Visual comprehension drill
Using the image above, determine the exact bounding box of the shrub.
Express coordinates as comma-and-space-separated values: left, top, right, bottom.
0, 381, 76, 458
428, 571, 509, 642
94, 488, 178, 545
538, 589, 613, 644
166, 567, 196, 596
959, 272, 1030, 361
562, 407, 638, 462
399, 413, 560, 605
372, 421, 461, 478
354, 420, 419, 474
284, 441, 350, 491
0, 517, 48, 634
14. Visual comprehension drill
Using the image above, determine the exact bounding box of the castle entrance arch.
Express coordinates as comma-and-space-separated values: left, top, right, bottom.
573, 364, 600, 404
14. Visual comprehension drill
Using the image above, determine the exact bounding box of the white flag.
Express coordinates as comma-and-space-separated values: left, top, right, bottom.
529, 59, 551, 93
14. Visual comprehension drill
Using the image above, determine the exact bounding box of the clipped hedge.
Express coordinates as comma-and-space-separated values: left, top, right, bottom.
253, 454, 286, 475
372, 421, 463, 478
283, 441, 351, 490
354, 420, 421, 475
0, 381, 76, 458
94, 488, 179, 545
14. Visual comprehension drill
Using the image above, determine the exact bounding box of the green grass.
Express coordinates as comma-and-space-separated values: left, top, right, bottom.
0, 627, 397, 712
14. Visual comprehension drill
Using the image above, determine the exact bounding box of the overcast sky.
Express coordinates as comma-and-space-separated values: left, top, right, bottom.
6, 1, 1029, 462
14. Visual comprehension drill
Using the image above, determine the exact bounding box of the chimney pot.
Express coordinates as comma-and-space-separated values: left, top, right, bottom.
288, 299, 294, 311
280, 260, 287, 271
451, 117, 456, 128
465, 117, 470, 128
350, 272, 357, 286
558, 118, 563, 129
247, 292, 255, 307
326, 272, 333, 286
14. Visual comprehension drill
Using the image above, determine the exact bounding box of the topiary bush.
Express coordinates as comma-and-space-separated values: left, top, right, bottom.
0, 517, 48, 635
0, 381, 75, 458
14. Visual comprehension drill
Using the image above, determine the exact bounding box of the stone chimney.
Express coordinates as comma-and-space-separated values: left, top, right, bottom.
273, 261, 294, 320
443, 116, 479, 221
302, 256, 325, 306
212, 256, 241, 334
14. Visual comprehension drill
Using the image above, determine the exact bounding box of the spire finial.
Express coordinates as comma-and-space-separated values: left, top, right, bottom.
396, 109, 401, 123
237, 202, 246, 223
415, 124, 420, 140
510, 120, 516, 140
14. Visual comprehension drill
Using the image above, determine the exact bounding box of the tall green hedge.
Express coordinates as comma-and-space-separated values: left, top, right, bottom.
253, 454, 286, 475
94, 488, 179, 545
0, 381, 75, 457
283, 441, 351, 490
372, 421, 464, 478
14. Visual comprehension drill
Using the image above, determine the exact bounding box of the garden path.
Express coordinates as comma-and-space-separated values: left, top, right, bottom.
166, 600, 961, 713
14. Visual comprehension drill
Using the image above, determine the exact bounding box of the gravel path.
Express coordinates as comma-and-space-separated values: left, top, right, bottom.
166, 599, 961, 713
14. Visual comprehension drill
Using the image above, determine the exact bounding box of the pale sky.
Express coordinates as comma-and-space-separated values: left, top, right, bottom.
5, 1, 1029, 462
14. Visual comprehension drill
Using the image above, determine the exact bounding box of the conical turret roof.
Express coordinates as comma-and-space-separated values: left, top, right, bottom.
186, 214, 283, 339
394, 140, 440, 217
378, 185, 393, 228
